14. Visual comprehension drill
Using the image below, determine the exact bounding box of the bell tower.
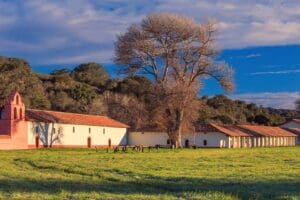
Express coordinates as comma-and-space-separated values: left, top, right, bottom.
0, 91, 25, 134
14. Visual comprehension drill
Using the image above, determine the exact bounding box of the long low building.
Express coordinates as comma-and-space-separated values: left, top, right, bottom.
129, 123, 297, 148
0, 91, 298, 149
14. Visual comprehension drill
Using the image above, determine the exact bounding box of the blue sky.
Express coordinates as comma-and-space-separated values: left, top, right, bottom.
0, 0, 299, 109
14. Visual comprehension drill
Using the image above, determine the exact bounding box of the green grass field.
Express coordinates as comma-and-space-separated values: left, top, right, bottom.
0, 147, 299, 200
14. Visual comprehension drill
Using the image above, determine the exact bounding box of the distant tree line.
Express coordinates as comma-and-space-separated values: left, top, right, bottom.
0, 56, 298, 129
296, 99, 300, 111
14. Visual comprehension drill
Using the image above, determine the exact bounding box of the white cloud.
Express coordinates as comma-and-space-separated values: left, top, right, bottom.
1, 0, 300, 64
250, 69, 300, 75
44, 49, 113, 64
229, 92, 300, 109
245, 54, 261, 58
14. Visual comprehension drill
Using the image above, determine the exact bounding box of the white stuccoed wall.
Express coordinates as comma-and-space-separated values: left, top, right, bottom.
128, 132, 169, 146
182, 132, 230, 147
27, 121, 127, 147
129, 131, 230, 147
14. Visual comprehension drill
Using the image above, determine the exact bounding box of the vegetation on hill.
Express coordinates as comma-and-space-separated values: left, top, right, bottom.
0, 147, 299, 199
0, 56, 298, 127
0, 57, 51, 109
198, 95, 295, 125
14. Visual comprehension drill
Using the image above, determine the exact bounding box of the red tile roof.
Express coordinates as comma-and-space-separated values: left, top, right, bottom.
196, 124, 251, 137
210, 124, 251, 137
238, 125, 297, 137
25, 109, 129, 128
196, 123, 297, 137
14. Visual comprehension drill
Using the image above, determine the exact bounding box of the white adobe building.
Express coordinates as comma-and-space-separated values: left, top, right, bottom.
281, 119, 300, 145
129, 123, 297, 148
0, 91, 128, 149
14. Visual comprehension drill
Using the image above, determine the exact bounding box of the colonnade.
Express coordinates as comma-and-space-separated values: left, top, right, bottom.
229, 136, 296, 148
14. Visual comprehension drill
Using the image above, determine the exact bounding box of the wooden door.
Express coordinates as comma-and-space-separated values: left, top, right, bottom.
35, 136, 39, 148
87, 137, 91, 148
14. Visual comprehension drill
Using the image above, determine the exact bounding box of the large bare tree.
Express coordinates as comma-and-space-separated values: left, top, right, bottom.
115, 13, 234, 147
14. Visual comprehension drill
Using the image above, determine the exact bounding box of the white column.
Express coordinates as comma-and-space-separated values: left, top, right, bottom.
248, 137, 252, 148
271, 137, 274, 147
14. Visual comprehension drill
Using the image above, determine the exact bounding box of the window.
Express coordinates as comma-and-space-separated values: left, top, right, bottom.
73, 127, 75, 133
203, 140, 207, 146
103, 128, 105, 134
13, 107, 17, 119
19, 108, 22, 119
89, 128, 91, 133
35, 126, 40, 134
185, 139, 189, 147
167, 139, 171, 145
16, 95, 19, 105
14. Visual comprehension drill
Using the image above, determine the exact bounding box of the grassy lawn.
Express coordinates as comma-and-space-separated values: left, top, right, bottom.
0, 147, 299, 200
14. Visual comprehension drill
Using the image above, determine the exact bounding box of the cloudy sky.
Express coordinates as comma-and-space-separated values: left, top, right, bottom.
0, 0, 299, 109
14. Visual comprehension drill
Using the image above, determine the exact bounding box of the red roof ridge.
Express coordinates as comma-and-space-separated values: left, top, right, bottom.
209, 123, 251, 137
26, 108, 110, 118
25, 109, 129, 128
238, 124, 297, 137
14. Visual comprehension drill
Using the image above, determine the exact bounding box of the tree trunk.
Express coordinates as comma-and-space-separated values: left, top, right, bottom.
167, 109, 184, 148
176, 109, 184, 148
175, 131, 182, 148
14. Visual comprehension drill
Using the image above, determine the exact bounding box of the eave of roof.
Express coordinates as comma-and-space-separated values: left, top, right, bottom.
238, 125, 297, 137
210, 124, 251, 137
25, 109, 129, 128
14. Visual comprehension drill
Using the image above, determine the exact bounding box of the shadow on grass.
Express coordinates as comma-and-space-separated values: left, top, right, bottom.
0, 174, 299, 199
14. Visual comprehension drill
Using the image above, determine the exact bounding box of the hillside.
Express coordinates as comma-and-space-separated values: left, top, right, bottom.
0, 56, 298, 128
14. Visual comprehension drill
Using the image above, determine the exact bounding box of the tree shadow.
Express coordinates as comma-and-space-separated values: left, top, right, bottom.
0, 173, 299, 199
